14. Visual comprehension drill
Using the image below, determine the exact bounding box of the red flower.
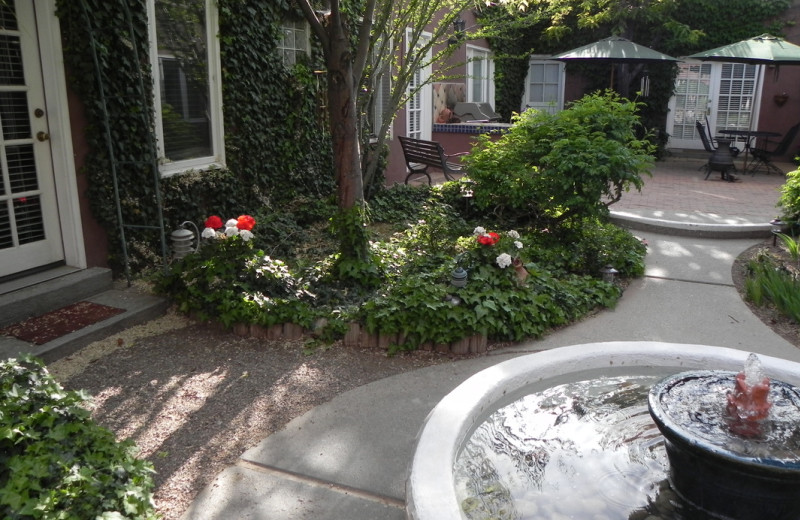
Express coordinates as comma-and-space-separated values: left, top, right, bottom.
477, 232, 500, 246
204, 215, 223, 229
236, 214, 256, 231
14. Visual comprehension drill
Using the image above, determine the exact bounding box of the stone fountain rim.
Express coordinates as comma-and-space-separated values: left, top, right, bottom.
406, 341, 800, 520
648, 369, 800, 472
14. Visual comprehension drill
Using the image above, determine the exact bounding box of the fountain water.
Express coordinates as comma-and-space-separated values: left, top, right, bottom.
648, 354, 800, 518
406, 343, 800, 520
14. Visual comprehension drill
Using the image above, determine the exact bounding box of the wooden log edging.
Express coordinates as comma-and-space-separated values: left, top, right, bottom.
228, 321, 487, 354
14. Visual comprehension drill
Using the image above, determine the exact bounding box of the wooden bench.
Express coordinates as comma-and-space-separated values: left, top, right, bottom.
398, 136, 468, 184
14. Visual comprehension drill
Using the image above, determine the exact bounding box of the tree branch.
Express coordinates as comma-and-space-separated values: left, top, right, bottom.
297, 0, 330, 55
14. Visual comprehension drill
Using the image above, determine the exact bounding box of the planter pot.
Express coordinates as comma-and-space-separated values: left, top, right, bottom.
648, 370, 800, 519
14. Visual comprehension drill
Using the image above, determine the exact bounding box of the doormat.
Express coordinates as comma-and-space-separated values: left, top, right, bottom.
0, 301, 125, 345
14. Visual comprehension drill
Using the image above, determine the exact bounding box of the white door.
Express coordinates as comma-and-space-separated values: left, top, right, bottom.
523, 59, 564, 114
0, 1, 63, 278
667, 61, 762, 150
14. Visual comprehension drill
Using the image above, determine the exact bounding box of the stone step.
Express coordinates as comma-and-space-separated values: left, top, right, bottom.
0, 267, 168, 362
0, 267, 113, 328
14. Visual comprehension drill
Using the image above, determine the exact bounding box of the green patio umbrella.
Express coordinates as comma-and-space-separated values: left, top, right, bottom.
688, 34, 800, 135
549, 36, 679, 91
687, 34, 800, 65
550, 36, 679, 63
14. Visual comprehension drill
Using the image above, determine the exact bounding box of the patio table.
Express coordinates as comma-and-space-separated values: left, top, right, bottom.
719, 129, 782, 172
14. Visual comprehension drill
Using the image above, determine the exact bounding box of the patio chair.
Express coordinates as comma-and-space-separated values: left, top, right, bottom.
697, 119, 740, 156
696, 120, 716, 153
749, 122, 800, 175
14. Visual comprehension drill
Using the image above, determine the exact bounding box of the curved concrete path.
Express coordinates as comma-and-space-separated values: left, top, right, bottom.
182, 159, 799, 520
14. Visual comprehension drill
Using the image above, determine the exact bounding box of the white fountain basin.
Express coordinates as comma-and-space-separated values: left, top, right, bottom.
406, 341, 800, 520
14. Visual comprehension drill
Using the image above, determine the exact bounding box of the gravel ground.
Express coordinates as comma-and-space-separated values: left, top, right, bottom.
47, 310, 453, 520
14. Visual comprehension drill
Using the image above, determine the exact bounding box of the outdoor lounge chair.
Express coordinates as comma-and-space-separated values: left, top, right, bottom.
749, 122, 800, 175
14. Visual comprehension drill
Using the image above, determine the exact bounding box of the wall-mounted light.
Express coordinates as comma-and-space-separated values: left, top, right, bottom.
449, 16, 466, 45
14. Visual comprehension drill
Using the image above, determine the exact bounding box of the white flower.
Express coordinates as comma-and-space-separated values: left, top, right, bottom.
201, 227, 216, 239
225, 226, 240, 237
514, 240, 523, 250
225, 219, 238, 228
473, 226, 486, 236
239, 230, 254, 242
496, 253, 513, 268
507, 230, 520, 239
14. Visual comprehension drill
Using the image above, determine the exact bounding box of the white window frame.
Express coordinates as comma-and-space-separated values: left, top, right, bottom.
523, 57, 565, 114
370, 50, 393, 141
466, 45, 494, 105
278, 19, 310, 67
405, 29, 432, 140
147, 0, 225, 177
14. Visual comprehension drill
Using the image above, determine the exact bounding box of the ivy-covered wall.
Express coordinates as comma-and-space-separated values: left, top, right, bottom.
55, 0, 334, 271
481, 0, 793, 155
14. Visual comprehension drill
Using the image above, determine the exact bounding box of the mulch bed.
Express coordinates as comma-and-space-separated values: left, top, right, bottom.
0, 301, 125, 345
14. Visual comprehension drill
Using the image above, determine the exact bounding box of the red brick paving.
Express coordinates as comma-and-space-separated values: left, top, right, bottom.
612, 157, 793, 226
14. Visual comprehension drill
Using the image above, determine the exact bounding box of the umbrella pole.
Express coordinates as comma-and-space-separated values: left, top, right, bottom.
610, 64, 615, 89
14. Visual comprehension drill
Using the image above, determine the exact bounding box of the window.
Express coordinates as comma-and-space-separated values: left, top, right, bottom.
524, 59, 564, 114
406, 29, 432, 140
467, 46, 492, 104
147, 0, 224, 175
278, 20, 309, 66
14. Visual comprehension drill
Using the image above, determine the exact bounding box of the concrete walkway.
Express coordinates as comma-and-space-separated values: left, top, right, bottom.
181, 158, 800, 520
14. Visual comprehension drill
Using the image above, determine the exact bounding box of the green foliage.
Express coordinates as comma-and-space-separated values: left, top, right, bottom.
776, 233, 800, 267
362, 240, 621, 348
369, 184, 436, 225
745, 255, 800, 324
156, 235, 316, 328
329, 205, 383, 288
527, 219, 648, 277
463, 92, 653, 225
0, 356, 158, 520
481, 0, 792, 148
55, 0, 334, 273
157, 181, 646, 350
778, 168, 800, 222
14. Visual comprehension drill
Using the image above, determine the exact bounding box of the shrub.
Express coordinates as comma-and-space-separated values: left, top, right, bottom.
361, 227, 622, 349
156, 235, 316, 328
462, 91, 654, 225
526, 219, 648, 278
745, 255, 800, 323
0, 356, 158, 520
778, 168, 800, 223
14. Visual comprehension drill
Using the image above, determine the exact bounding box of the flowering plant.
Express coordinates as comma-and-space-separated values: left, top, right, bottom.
473, 227, 525, 269
201, 214, 256, 242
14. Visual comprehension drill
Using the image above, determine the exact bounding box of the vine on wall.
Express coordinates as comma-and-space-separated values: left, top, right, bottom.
55, 0, 334, 272
482, 0, 792, 153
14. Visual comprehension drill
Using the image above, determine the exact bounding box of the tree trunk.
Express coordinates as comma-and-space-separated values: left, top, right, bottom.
326, 28, 370, 267
327, 33, 364, 210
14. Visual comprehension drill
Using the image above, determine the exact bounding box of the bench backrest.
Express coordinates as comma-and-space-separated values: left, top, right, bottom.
399, 136, 446, 168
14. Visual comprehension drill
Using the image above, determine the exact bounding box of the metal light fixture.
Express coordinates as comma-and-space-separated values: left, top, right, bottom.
770, 218, 784, 246
451, 266, 468, 288
448, 16, 466, 44
600, 264, 618, 283
171, 221, 199, 260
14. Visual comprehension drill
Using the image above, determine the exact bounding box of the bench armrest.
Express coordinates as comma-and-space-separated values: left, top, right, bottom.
444, 151, 469, 158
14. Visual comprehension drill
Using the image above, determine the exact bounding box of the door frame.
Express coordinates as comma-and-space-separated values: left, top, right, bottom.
667, 60, 764, 150
29, 1, 85, 271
